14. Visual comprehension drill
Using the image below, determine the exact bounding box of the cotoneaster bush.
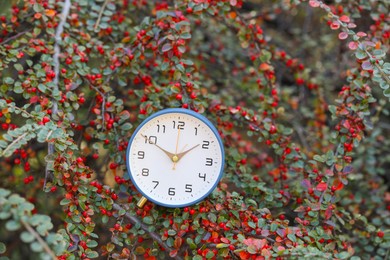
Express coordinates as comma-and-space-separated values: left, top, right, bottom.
0, 0, 389, 259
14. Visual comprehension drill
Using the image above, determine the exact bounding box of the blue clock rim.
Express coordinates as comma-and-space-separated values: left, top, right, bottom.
125, 108, 225, 208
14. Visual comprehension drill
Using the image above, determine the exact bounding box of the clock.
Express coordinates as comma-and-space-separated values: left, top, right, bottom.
126, 108, 225, 208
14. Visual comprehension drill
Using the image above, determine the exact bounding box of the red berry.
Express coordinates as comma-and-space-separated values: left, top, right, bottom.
377, 231, 384, 238
269, 125, 277, 134
109, 162, 118, 169
42, 116, 50, 124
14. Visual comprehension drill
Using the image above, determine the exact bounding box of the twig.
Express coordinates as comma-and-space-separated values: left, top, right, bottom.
90, 85, 107, 129
319, 145, 340, 204
52, 0, 71, 116
231, 230, 276, 243
0, 30, 30, 45
45, 0, 71, 188
112, 203, 184, 260
2, 132, 27, 157
21, 220, 57, 259
8, 104, 35, 119
94, 0, 110, 30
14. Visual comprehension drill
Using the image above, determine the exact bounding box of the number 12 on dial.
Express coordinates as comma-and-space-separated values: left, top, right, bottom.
126, 108, 225, 208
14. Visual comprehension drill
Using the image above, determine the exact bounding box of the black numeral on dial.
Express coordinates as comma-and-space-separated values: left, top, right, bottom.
137, 151, 145, 159
202, 141, 209, 149
168, 188, 175, 196
205, 158, 213, 166
157, 124, 166, 133
152, 181, 159, 189
185, 184, 193, 193
144, 135, 157, 144
173, 120, 185, 130
141, 168, 149, 176
199, 173, 206, 181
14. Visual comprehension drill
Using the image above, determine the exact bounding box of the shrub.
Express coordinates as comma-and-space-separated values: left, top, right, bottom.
0, 0, 389, 259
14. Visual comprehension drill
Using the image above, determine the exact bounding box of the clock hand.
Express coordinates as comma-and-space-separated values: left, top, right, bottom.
175, 144, 200, 162
172, 129, 181, 170
140, 134, 175, 160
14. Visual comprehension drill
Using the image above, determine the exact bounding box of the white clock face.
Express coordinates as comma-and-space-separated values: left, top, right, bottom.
127, 109, 224, 208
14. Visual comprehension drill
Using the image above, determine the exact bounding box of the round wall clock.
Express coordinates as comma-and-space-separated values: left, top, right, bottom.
126, 108, 225, 208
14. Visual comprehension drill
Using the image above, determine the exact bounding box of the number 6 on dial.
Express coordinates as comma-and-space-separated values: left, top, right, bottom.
126, 108, 225, 208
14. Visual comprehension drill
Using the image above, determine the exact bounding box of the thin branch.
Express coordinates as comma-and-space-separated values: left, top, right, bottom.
232, 230, 276, 243
90, 85, 107, 129
21, 220, 57, 259
319, 145, 340, 204
94, 0, 110, 30
45, 0, 71, 188
112, 203, 184, 260
0, 30, 30, 45
2, 132, 27, 157
374, 62, 390, 86
52, 0, 71, 116
7, 104, 35, 119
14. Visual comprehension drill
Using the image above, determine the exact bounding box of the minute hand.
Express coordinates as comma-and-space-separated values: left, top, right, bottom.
176, 144, 200, 161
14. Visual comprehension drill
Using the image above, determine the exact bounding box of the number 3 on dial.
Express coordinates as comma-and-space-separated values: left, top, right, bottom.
126, 108, 225, 208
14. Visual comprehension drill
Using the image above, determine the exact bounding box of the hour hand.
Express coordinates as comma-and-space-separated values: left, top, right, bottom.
141, 134, 175, 159
155, 143, 176, 159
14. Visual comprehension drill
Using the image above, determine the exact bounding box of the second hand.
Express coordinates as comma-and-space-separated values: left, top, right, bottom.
172, 128, 181, 170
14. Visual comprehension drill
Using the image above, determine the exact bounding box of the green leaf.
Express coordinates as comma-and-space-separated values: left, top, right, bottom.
4, 77, 14, 85
143, 216, 154, 225
102, 215, 109, 224
162, 43, 172, 52
270, 223, 278, 232
205, 251, 214, 259
216, 243, 229, 248
5, 220, 21, 231
328, 105, 336, 114
87, 240, 98, 248
20, 231, 35, 243
86, 250, 99, 258
38, 84, 46, 93
180, 33, 191, 39
168, 229, 177, 236
336, 251, 350, 259
0, 242, 6, 254
120, 123, 132, 131
60, 199, 71, 205
0, 188, 11, 198
208, 213, 217, 223
14, 63, 23, 71
30, 241, 43, 252
260, 50, 272, 62
0, 212, 11, 220
313, 155, 325, 163
287, 233, 296, 242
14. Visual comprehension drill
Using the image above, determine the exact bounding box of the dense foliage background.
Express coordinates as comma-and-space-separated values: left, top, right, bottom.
0, 0, 389, 259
